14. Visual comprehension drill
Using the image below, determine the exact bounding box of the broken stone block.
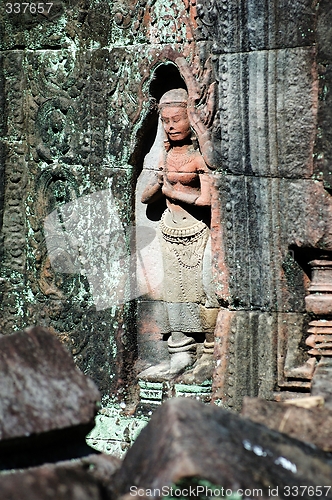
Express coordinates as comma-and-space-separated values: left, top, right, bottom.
0, 454, 120, 500
241, 396, 332, 452
112, 398, 332, 499
0, 326, 100, 469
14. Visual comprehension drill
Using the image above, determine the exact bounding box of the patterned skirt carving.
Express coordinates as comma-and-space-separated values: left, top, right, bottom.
159, 210, 218, 334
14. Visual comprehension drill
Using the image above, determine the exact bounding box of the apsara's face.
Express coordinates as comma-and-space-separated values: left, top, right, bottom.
160, 106, 191, 142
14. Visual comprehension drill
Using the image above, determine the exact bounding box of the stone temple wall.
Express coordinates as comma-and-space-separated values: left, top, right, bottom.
1, 0, 332, 412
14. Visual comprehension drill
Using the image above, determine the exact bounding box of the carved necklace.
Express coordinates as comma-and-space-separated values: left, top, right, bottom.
166, 148, 198, 170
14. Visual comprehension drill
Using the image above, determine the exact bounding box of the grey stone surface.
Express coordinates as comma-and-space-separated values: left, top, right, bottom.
112, 398, 332, 499
315, 2, 332, 189
212, 311, 314, 411
241, 396, 332, 452
87, 407, 149, 458
196, 0, 316, 52
218, 47, 317, 178
0, 0, 332, 410
0, 326, 100, 441
215, 174, 332, 313
0, 454, 120, 500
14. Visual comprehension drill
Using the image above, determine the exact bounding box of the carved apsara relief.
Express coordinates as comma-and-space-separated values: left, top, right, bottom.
134, 52, 222, 387
2, 0, 330, 410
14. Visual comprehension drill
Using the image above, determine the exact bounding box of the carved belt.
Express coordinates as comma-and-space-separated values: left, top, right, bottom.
160, 211, 208, 244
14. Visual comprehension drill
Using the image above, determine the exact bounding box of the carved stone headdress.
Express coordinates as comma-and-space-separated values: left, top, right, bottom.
158, 88, 188, 111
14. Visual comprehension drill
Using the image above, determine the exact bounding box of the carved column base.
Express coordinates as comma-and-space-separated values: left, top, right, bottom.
305, 320, 332, 407
306, 320, 332, 356
304, 259, 332, 405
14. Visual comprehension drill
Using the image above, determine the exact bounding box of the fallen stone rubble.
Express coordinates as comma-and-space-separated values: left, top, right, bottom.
0, 326, 100, 469
241, 396, 332, 452
1, 327, 332, 500
0, 454, 120, 500
112, 398, 332, 500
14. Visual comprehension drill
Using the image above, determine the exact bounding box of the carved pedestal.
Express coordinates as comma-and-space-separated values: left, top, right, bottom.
306, 320, 332, 357
137, 379, 212, 415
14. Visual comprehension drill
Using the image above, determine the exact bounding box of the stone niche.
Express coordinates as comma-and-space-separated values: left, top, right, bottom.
1, 0, 332, 415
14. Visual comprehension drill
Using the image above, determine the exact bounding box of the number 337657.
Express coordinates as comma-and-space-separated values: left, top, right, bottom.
6, 3, 53, 14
